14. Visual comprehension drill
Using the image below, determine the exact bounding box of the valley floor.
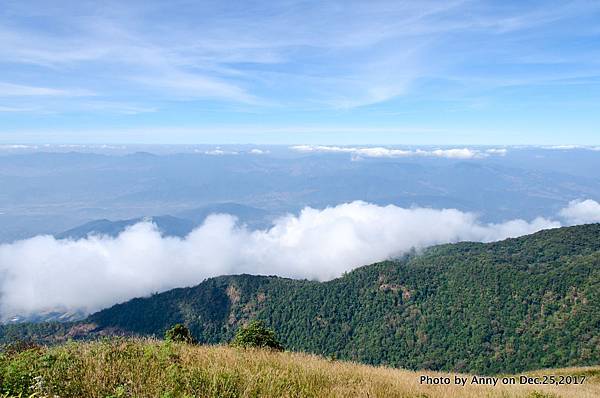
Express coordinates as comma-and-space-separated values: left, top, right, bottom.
0, 338, 598, 398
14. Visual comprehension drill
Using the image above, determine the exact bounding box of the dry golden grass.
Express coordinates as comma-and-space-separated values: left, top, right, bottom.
1, 338, 598, 397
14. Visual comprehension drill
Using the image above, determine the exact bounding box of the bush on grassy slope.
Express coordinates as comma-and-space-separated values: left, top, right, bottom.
165, 324, 196, 344
230, 320, 283, 351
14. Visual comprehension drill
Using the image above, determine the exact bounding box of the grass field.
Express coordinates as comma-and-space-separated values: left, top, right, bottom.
0, 338, 598, 397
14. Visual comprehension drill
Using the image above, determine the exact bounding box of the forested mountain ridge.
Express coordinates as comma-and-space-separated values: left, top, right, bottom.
2, 224, 599, 375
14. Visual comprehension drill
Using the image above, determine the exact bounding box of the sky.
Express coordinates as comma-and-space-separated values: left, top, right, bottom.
0, 0, 599, 145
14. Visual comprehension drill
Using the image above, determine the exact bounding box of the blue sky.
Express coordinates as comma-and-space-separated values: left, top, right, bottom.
0, 0, 599, 145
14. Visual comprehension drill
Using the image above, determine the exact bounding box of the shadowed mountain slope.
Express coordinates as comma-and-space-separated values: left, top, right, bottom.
81, 224, 600, 374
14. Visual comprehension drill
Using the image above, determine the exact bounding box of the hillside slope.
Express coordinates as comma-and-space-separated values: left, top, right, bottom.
1, 338, 599, 398
2, 224, 599, 375
85, 224, 600, 374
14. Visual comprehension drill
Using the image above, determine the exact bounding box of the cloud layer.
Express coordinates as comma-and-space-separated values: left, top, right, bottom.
291, 145, 507, 159
3, 200, 598, 318
559, 199, 600, 224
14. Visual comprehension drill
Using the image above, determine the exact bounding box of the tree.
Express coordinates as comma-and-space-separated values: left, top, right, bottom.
164, 323, 196, 344
230, 320, 283, 351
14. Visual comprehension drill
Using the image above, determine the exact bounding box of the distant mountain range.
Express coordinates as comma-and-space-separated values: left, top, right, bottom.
3, 224, 598, 375
6, 310, 85, 324
2, 148, 600, 242
55, 203, 273, 239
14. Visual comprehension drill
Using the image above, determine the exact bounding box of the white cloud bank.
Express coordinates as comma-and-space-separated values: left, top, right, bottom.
559, 199, 600, 224
194, 148, 269, 155
542, 145, 600, 151
249, 148, 269, 155
1, 200, 599, 318
290, 145, 508, 159
199, 148, 239, 156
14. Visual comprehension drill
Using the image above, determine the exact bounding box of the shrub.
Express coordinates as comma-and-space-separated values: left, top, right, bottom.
1, 340, 42, 356
230, 320, 283, 351
164, 324, 196, 344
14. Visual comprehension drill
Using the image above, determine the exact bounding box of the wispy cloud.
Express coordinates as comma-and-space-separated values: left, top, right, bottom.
0, 0, 599, 144
0, 82, 93, 97
133, 71, 258, 104
0, 105, 37, 112
1, 0, 597, 112
72, 101, 157, 115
